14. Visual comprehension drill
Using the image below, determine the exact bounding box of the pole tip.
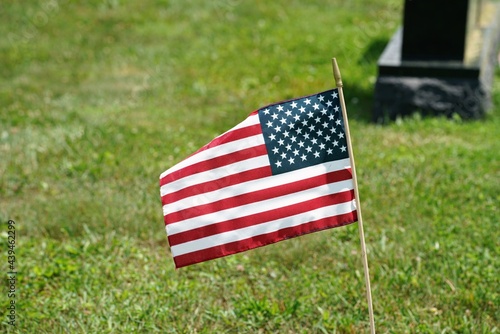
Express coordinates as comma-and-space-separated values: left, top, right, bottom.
332, 58, 343, 88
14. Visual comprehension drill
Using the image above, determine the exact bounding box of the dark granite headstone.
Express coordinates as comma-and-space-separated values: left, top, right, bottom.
373, 0, 500, 122
402, 0, 469, 62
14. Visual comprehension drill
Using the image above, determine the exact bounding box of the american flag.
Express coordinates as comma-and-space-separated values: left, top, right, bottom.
160, 88, 357, 268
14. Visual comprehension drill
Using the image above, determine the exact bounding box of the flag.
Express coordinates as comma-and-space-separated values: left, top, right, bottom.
159, 88, 358, 268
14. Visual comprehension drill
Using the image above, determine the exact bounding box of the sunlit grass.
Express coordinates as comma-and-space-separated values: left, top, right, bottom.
1, 0, 499, 332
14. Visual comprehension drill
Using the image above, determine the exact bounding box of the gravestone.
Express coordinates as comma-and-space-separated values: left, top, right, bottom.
373, 0, 500, 122
402, 0, 469, 62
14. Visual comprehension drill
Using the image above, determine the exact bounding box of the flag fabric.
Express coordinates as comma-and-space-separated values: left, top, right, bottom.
159, 88, 358, 268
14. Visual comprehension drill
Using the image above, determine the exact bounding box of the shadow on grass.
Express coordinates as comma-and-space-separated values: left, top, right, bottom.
342, 83, 375, 123
341, 38, 389, 123
360, 38, 390, 64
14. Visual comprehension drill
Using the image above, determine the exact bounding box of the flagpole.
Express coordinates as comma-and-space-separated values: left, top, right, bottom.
332, 58, 375, 334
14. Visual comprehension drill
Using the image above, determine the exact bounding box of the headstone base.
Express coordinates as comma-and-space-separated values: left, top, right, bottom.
373, 2, 500, 123
374, 76, 486, 121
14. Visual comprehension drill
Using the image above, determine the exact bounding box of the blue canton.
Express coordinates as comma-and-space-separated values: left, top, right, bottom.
258, 89, 349, 175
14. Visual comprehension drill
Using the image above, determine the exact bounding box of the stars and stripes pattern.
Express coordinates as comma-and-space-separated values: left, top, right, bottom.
159, 88, 357, 268
260, 89, 348, 174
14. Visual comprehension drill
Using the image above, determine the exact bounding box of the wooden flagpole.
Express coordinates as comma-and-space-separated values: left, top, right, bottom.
332, 58, 376, 334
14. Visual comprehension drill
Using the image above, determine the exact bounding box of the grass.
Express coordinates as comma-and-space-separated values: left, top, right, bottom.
1, 0, 499, 332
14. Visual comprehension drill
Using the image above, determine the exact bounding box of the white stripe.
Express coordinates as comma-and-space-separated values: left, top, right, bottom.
166, 178, 354, 235
170, 200, 356, 256
160, 154, 270, 197
163, 158, 351, 215
159, 114, 261, 179
160, 133, 264, 182
215, 112, 261, 138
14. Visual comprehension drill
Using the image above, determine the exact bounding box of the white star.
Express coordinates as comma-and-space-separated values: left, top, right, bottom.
304, 133, 310, 140
288, 157, 295, 164
305, 146, 313, 153
301, 119, 308, 126
320, 108, 327, 115
296, 128, 303, 135
340, 145, 346, 152
272, 147, 279, 154
322, 121, 329, 128
334, 105, 340, 112
263, 108, 270, 114
271, 113, 278, 120
277, 105, 284, 111
327, 148, 333, 155
298, 140, 305, 148
318, 95, 325, 102
333, 140, 339, 146
311, 138, 318, 145
285, 110, 292, 117
269, 133, 276, 141
328, 114, 334, 120
280, 152, 287, 159
274, 125, 281, 132
335, 119, 341, 126
280, 117, 287, 124
313, 103, 320, 110
266, 120, 273, 128
291, 101, 298, 109
332, 91, 338, 99
304, 98, 311, 105
293, 115, 300, 121
326, 100, 333, 107
319, 143, 326, 150
300, 154, 307, 161
278, 139, 285, 146
283, 130, 290, 138
314, 116, 321, 123
299, 106, 306, 113
288, 122, 295, 129
316, 129, 323, 137
285, 144, 292, 151
308, 124, 315, 132
276, 160, 282, 167
290, 136, 297, 143
324, 135, 331, 141
293, 149, 300, 156
313, 151, 320, 158
330, 127, 337, 133
338, 132, 344, 139
307, 111, 314, 118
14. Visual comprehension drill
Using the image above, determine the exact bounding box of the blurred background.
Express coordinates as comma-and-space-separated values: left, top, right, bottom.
1, 1, 498, 332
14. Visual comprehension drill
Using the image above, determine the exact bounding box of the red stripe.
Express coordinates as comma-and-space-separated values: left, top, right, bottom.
195, 121, 261, 155
164, 168, 353, 224
173, 211, 358, 268
160, 124, 262, 187
161, 166, 272, 206
160, 144, 268, 187
168, 189, 355, 246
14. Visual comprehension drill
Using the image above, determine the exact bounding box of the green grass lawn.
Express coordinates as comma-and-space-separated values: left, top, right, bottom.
1, 0, 499, 332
